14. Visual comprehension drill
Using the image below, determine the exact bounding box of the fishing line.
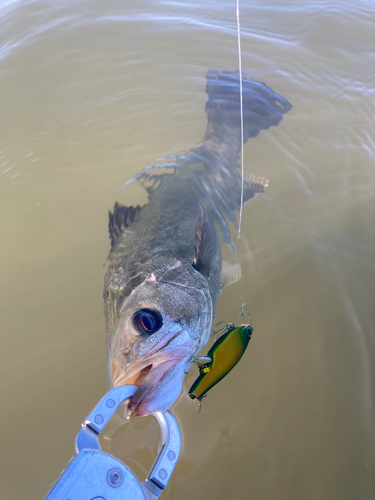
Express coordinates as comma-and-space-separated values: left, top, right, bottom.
235, 0, 249, 319
236, 0, 245, 241
212, 2, 250, 337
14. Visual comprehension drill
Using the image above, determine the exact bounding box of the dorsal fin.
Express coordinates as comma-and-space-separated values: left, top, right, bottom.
108, 202, 142, 246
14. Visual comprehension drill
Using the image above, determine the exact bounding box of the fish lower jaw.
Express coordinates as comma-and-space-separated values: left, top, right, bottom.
112, 344, 192, 388
116, 357, 189, 418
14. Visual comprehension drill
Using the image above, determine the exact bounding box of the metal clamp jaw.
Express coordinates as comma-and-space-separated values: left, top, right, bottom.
44, 385, 181, 500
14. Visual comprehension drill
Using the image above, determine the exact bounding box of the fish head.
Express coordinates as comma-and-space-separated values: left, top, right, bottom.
104, 255, 212, 418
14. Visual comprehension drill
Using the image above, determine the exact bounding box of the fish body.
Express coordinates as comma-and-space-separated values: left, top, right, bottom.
103, 71, 292, 417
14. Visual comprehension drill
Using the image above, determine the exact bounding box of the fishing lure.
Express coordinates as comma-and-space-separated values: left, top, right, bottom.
188, 322, 253, 401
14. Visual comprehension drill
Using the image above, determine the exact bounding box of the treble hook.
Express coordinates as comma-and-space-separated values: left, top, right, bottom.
213, 321, 235, 336
193, 395, 207, 412
239, 303, 251, 326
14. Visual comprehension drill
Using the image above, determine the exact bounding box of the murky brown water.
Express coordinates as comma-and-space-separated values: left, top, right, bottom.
1, 1, 375, 499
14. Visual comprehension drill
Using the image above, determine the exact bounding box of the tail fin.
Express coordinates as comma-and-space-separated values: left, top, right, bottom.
202, 70, 292, 156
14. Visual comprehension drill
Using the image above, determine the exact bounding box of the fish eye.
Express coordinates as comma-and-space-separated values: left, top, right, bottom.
133, 308, 163, 335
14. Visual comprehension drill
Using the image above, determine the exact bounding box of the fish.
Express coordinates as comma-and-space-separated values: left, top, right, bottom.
103, 70, 292, 418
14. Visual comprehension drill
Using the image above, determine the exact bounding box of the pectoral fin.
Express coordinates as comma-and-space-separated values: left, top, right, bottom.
193, 209, 221, 282
221, 260, 241, 287
243, 174, 269, 202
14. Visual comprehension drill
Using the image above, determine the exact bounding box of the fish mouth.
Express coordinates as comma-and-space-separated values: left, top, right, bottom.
112, 331, 193, 417
130, 364, 153, 386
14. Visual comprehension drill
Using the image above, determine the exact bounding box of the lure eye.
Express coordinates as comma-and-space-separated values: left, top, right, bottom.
133, 309, 163, 335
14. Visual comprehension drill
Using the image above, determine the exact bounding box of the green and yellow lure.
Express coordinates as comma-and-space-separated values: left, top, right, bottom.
188, 323, 253, 401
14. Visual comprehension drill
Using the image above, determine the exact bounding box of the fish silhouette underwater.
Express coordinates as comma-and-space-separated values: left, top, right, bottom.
103, 70, 292, 417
